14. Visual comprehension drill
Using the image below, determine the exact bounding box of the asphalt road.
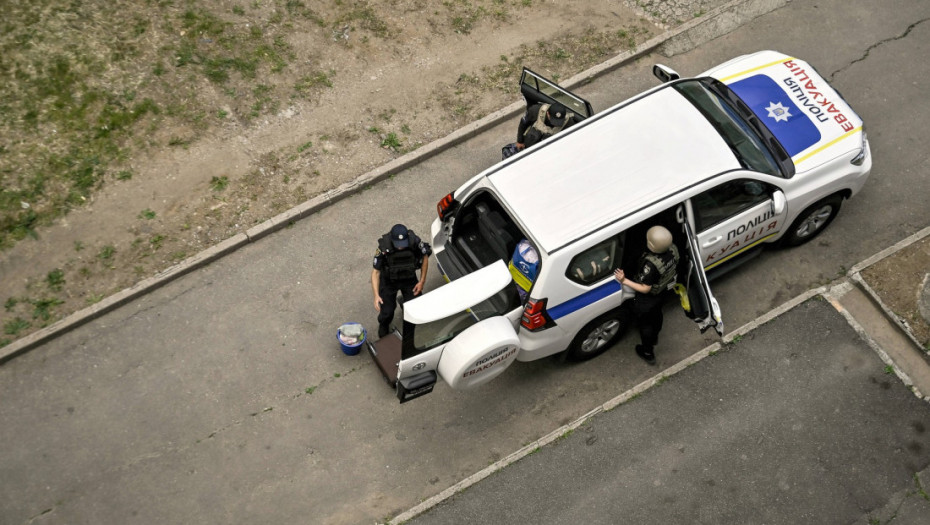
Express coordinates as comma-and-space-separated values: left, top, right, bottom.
2, 1, 930, 524
405, 298, 930, 524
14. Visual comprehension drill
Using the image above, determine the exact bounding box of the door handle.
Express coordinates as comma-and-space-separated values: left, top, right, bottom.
702, 236, 722, 248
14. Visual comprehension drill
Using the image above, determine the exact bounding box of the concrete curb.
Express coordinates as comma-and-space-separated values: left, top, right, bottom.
847, 224, 930, 355
388, 226, 930, 523
387, 340, 722, 525
386, 262, 930, 524
824, 281, 927, 401
0, 233, 249, 364
388, 286, 830, 524
0, 0, 791, 365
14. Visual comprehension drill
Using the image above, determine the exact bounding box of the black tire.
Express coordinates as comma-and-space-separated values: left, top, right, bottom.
782, 196, 842, 247
566, 309, 630, 362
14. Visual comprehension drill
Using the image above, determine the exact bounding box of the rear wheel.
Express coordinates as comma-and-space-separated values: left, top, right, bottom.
566, 310, 629, 361
782, 196, 842, 247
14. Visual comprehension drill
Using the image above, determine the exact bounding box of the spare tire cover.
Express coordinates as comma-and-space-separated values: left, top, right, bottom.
438, 316, 520, 390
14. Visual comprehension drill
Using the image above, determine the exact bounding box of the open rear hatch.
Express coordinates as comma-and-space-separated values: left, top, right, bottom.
366, 261, 519, 403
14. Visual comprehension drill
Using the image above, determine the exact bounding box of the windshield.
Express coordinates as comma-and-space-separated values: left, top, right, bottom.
672, 80, 785, 177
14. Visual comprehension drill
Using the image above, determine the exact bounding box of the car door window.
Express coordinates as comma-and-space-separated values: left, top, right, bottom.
691, 179, 773, 232
520, 68, 594, 119
566, 234, 623, 285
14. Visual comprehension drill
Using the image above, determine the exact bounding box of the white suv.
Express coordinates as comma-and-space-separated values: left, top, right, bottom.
367, 51, 871, 403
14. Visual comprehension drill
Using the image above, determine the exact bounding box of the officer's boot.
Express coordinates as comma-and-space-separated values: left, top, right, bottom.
635, 345, 656, 366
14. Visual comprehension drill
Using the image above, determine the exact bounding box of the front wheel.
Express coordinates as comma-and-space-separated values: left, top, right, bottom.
566, 310, 629, 362
782, 196, 842, 247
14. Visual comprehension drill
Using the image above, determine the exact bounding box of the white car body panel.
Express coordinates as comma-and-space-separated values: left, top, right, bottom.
404, 260, 513, 324
418, 51, 871, 388
489, 88, 739, 254
703, 50, 865, 173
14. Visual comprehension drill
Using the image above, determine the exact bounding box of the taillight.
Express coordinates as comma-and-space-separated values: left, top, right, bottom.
437, 192, 456, 220
521, 298, 555, 331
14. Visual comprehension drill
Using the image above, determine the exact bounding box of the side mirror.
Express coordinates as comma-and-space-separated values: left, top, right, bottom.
771, 190, 787, 215
653, 64, 681, 83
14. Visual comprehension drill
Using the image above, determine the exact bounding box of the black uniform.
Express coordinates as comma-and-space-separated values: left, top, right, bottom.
624, 245, 679, 363
373, 231, 431, 336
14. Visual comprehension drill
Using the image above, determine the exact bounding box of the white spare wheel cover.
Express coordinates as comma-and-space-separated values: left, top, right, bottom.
438, 316, 520, 390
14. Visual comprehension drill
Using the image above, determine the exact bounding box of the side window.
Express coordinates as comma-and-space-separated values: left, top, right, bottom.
691, 179, 772, 232
566, 235, 623, 285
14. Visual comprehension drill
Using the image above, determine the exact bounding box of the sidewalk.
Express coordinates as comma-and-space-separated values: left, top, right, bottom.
396, 229, 930, 524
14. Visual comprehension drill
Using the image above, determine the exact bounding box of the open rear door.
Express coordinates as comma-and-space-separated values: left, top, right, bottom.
369, 261, 520, 403
681, 219, 724, 336
520, 67, 594, 120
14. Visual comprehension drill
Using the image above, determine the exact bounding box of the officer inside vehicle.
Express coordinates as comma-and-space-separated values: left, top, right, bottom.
613, 226, 680, 365
515, 101, 578, 151
372, 224, 431, 338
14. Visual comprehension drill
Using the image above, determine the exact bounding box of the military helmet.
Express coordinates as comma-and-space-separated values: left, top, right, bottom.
646, 226, 673, 254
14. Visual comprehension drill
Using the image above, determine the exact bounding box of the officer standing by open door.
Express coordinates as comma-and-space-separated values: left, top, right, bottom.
372, 224, 431, 338
613, 226, 680, 365
515, 101, 578, 151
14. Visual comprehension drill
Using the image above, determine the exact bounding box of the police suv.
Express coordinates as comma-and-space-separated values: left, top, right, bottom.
366, 51, 871, 403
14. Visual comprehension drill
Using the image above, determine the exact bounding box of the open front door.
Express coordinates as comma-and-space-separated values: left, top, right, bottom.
520, 68, 594, 120
680, 217, 724, 336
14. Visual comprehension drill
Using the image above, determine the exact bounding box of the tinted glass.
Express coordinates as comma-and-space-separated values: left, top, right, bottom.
566, 235, 623, 285
672, 80, 781, 176
691, 180, 771, 232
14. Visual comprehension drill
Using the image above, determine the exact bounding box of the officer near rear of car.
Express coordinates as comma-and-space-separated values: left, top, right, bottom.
372, 224, 431, 338
515, 101, 577, 151
613, 226, 680, 365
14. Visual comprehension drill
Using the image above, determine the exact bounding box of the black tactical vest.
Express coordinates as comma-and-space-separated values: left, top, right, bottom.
379, 234, 419, 282
643, 244, 679, 295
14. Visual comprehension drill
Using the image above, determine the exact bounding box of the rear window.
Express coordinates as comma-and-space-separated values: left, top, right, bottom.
405, 287, 517, 355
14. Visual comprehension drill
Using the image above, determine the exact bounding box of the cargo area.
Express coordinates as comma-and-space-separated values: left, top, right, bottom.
439, 190, 527, 315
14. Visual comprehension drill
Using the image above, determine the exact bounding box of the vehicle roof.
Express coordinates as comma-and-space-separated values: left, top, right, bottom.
488, 85, 740, 253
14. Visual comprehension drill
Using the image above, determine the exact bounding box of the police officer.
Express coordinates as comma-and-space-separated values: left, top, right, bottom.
372, 224, 431, 338
516, 101, 577, 150
613, 226, 680, 365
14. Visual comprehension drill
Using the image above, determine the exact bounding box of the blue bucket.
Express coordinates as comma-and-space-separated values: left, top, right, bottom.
337, 322, 366, 356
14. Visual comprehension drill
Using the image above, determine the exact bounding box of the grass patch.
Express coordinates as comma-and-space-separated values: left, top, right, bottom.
380, 132, 402, 152
31, 298, 64, 322
46, 269, 65, 291
4, 298, 18, 312
210, 176, 229, 191
4, 317, 31, 336
97, 245, 116, 260
0, 0, 344, 252
149, 234, 166, 250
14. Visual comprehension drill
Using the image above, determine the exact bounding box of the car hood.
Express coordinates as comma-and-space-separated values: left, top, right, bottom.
703, 50, 864, 171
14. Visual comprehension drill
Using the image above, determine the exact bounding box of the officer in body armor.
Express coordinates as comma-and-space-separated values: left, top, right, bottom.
372, 224, 431, 338
613, 226, 680, 365
515, 101, 578, 151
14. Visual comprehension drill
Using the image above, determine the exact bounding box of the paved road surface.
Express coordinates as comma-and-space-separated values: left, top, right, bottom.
2, 1, 930, 524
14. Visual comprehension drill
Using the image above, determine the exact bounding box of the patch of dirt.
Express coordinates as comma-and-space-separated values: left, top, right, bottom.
860, 235, 930, 351
0, 0, 727, 346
